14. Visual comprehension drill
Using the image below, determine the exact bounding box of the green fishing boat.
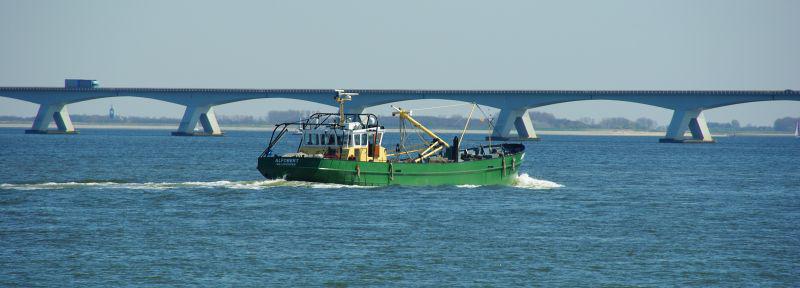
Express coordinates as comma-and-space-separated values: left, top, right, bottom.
257, 90, 525, 186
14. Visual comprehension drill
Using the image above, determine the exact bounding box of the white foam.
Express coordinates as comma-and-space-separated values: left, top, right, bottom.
2, 175, 561, 191
173, 179, 288, 190
0, 178, 383, 191
456, 184, 481, 189
513, 173, 564, 190
0, 181, 120, 190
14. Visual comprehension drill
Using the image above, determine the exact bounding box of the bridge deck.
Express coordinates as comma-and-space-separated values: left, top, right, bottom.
1, 86, 797, 141
0, 87, 795, 95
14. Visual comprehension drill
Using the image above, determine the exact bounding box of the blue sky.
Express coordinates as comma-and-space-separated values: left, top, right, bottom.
0, 0, 798, 126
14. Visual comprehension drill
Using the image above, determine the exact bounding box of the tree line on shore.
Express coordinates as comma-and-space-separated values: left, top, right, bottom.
1, 111, 796, 132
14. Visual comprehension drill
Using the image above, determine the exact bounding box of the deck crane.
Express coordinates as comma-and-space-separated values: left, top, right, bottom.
391, 106, 450, 162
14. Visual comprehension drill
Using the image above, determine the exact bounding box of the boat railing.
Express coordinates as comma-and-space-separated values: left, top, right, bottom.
259, 123, 291, 158
302, 112, 380, 130
259, 113, 382, 159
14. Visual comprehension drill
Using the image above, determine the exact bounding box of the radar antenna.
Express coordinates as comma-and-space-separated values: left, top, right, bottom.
334, 89, 358, 125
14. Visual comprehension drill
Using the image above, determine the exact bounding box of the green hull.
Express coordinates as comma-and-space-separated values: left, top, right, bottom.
257, 152, 524, 186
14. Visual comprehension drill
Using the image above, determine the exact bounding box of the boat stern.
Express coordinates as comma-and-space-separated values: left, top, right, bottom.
257, 156, 320, 180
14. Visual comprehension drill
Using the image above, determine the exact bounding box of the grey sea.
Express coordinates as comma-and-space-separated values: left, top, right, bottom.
1, 128, 798, 286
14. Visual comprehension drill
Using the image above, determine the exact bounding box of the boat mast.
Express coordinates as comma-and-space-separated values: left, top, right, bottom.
334, 89, 358, 125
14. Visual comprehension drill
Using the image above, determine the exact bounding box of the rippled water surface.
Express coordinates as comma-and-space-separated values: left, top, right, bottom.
1, 128, 798, 286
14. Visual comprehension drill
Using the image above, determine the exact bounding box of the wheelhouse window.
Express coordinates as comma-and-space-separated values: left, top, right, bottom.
369, 132, 381, 145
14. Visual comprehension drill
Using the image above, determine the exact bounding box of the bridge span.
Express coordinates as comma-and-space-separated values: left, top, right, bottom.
1, 86, 797, 143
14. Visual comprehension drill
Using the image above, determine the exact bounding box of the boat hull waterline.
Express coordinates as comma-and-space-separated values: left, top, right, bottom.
258, 153, 524, 186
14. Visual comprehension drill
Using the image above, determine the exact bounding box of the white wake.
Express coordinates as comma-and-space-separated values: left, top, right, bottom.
455, 184, 481, 189
512, 173, 564, 190
0, 179, 375, 191
1, 174, 561, 191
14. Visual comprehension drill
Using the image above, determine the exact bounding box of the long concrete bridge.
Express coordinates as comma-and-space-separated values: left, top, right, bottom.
1, 85, 798, 143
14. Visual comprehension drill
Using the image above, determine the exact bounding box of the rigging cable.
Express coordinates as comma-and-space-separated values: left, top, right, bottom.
459, 103, 477, 142
475, 104, 496, 148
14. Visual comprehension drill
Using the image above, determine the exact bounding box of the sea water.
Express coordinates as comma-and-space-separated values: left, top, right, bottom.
0, 128, 798, 286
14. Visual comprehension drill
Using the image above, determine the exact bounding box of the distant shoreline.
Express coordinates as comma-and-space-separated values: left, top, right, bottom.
0, 122, 794, 137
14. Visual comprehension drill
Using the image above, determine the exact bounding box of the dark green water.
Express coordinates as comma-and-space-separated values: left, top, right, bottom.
1, 128, 798, 286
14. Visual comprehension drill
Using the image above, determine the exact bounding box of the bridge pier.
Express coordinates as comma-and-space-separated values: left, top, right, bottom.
487, 108, 538, 141
25, 103, 77, 134
172, 105, 223, 136
660, 109, 714, 143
